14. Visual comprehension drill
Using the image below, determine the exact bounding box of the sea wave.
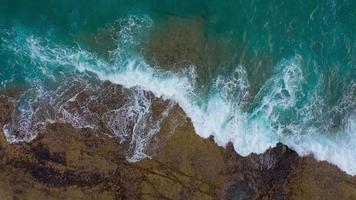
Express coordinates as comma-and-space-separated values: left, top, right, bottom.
1, 15, 355, 175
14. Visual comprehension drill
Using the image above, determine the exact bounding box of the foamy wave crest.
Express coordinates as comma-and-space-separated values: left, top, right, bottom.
1, 15, 355, 175
1, 21, 179, 160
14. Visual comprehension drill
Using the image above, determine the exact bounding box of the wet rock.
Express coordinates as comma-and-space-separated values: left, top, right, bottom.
0, 85, 355, 200
0, 96, 13, 126
32, 143, 66, 165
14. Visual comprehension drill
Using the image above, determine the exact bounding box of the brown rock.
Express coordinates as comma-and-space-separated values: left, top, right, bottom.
0, 85, 355, 200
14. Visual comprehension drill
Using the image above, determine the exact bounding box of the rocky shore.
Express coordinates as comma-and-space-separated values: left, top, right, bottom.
1, 91, 355, 200
0, 15, 355, 200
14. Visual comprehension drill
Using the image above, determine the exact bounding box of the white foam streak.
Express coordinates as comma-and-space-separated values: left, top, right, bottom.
73, 55, 280, 156
2, 21, 356, 175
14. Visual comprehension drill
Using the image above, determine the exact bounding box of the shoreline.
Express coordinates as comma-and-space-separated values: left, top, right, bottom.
1, 85, 355, 199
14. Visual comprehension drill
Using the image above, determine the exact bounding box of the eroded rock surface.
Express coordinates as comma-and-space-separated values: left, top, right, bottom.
0, 88, 355, 200
0, 14, 355, 200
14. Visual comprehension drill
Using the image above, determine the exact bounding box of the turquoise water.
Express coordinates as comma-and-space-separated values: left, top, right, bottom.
0, 1, 355, 174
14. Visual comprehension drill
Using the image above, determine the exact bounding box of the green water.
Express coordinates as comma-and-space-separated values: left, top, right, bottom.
0, 0, 355, 174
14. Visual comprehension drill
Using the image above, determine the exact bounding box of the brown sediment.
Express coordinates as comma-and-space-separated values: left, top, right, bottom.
144, 16, 275, 102
143, 16, 238, 76
144, 17, 207, 71
0, 85, 355, 200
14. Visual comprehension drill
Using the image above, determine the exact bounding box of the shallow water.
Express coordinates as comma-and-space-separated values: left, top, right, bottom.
0, 1, 355, 174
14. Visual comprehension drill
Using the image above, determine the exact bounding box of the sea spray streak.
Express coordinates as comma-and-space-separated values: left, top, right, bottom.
1, 15, 355, 175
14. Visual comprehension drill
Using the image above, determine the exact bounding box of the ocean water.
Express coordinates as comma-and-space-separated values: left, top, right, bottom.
0, 1, 355, 174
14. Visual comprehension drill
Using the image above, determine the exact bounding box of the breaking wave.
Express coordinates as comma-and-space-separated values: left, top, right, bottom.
1, 15, 355, 175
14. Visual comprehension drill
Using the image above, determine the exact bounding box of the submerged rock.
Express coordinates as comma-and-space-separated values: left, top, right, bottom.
144, 16, 275, 103
145, 17, 207, 70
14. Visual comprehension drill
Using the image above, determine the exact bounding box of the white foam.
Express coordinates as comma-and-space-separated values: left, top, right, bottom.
74, 54, 356, 175
2, 17, 356, 175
